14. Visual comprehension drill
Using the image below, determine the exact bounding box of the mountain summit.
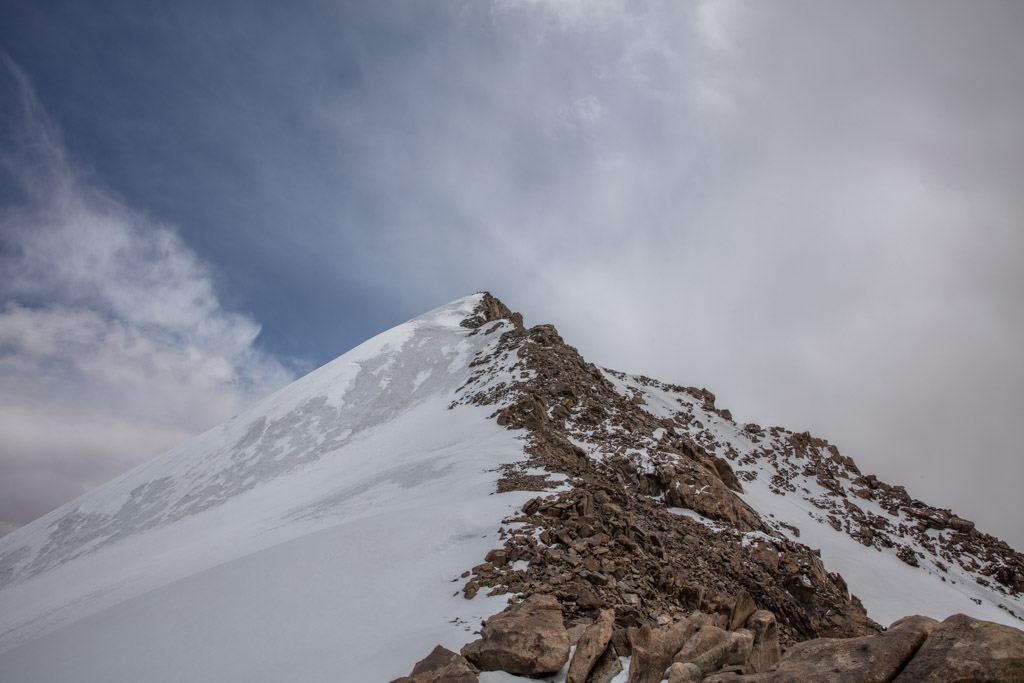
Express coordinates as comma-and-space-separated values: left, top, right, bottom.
0, 293, 1021, 682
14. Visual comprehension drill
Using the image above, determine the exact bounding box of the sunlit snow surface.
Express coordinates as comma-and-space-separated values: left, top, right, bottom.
0, 294, 536, 682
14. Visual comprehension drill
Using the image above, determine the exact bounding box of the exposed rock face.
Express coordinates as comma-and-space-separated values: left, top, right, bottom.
566, 608, 614, 683
757, 614, 937, 682
588, 642, 624, 683
629, 616, 708, 683
894, 613, 1024, 682
397, 296, 1024, 682
460, 594, 570, 675
666, 661, 703, 682
744, 610, 781, 673
452, 297, 880, 643
390, 645, 478, 683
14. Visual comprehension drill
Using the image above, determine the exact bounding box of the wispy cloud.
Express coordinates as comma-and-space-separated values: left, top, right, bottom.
0, 57, 292, 533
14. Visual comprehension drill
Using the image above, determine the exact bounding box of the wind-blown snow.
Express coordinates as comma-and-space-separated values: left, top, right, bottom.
0, 294, 534, 682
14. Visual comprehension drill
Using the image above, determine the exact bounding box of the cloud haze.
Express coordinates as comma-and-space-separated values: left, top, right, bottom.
0, 1, 1021, 549
0, 59, 291, 533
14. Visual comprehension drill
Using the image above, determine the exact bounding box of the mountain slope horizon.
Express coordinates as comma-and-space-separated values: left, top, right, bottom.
0, 292, 1020, 682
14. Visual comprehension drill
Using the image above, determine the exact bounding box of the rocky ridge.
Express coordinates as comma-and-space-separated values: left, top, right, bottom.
397, 294, 1024, 681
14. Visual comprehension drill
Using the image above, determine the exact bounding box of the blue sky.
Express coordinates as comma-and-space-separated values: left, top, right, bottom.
2, 1, 1023, 549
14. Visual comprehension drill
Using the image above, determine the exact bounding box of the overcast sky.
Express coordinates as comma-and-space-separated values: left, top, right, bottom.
1, 1, 1021, 549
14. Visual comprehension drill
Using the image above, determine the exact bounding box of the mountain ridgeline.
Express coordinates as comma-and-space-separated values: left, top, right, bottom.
398, 293, 1024, 682
0, 293, 1021, 682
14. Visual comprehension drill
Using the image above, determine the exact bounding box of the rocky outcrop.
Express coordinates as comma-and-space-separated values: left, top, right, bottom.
744, 610, 781, 673
894, 613, 1024, 681
394, 296, 1024, 683
390, 645, 478, 683
630, 615, 709, 683
752, 614, 937, 682
459, 594, 569, 675
566, 608, 614, 683
401, 607, 1024, 683
453, 297, 879, 643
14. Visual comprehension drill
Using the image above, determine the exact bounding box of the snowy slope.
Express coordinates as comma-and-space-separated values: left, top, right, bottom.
0, 294, 535, 682
612, 372, 1024, 629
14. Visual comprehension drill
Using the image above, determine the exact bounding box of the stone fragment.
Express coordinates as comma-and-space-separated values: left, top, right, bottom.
588, 643, 624, 683
566, 609, 614, 683
461, 594, 570, 675
629, 615, 707, 683
767, 614, 937, 682
390, 645, 478, 683
666, 661, 703, 682
744, 610, 781, 673
894, 613, 1024, 682
673, 623, 729, 666
728, 591, 757, 631
676, 627, 753, 676
611, 626, 638, 657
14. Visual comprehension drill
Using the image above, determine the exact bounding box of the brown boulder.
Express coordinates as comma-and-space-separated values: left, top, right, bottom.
744, 610, 781, 673
673, 623, 754, 676
765, 614, 937, 682
728, 591, 757, 631
589, 643, 624, 683
666, 661, 704, 682
391, 645, 478, 683
660, 461, 763, 532
461, 594, 570, 675
566, 609, 614, 683
673, 622, 729, 666
894, 613, 1024, 682
630, 614, 708, 683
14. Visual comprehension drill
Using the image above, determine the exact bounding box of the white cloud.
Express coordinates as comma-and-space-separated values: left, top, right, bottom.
0, 59, 292, 534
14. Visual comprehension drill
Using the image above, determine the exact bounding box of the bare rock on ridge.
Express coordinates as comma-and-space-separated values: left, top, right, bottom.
760, 614, 937, 683
390, 645, 479, 683
894, 613, 1024, 682
566, 608, 614, 683
460, 594, 570, 676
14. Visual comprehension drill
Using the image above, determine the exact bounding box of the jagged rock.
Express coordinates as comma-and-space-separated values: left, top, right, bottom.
659, 461, 763, 532
612, 626, 638, 657
672, 622, 754, 676
391, 645, 479, 683
894, 613, 1024, 682
673, 622, 729, 665
666, 661, 703, 682
949, 515, 975, 533
629, 615, 708, 683
728, 590, 757, 631
460, 594, 570, 675
762, 614, 937, 682
589, 643, 624, 683
744, 610, 781, 673
566, 609, 614, 683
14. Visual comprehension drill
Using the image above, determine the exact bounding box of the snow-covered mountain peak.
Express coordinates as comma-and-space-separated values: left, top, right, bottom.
1, 293, 1021, 682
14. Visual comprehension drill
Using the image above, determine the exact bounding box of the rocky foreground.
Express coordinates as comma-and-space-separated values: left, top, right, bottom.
394, 593, 1024, 682
395, 295, 1024, 682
